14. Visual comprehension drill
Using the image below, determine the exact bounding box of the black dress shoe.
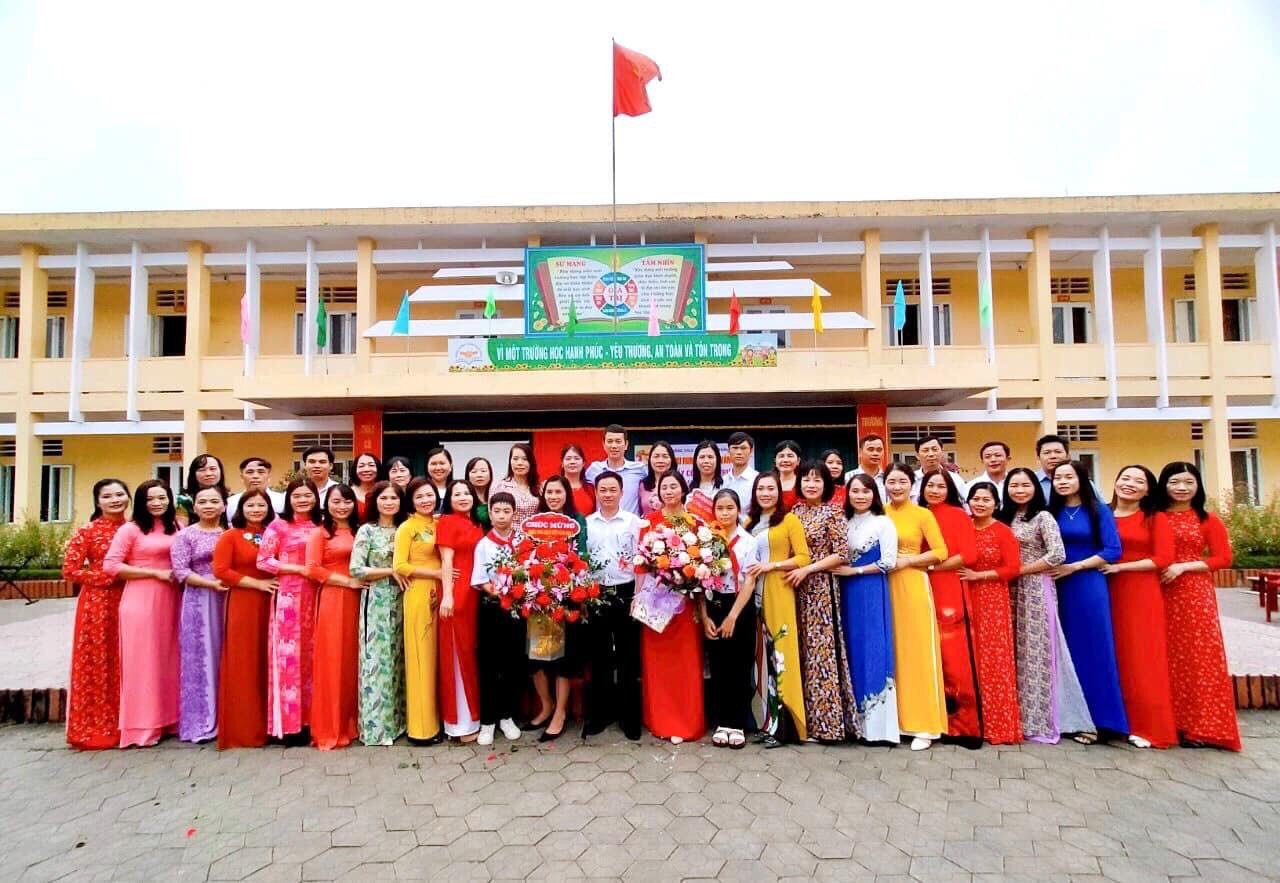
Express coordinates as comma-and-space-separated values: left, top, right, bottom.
621, 721, 642, 741
538, 726, 565, 743
407, 733, 443, 746
581, 719, 610, 738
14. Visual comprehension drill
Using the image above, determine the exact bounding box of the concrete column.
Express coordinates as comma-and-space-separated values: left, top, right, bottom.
356, 237, 377, 372
1027, 226, 1056, 434
14, 245, 47, 520
861, 230, 881, 363
183, 407, 206, 469
1194, 224, 1231, 501
184, 242, 211, 394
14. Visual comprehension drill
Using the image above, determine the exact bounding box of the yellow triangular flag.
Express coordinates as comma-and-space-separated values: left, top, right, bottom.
811, 283, 824, 334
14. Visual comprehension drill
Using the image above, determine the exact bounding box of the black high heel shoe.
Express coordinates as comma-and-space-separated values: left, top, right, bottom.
538, 723, 565, 743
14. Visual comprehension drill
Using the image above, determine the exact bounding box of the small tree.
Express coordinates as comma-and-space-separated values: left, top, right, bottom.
0, 520, 75, 572
1217, 495, 1280, 569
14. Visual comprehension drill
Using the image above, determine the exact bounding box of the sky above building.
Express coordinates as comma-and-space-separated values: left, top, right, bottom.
2, 0, 1277, 213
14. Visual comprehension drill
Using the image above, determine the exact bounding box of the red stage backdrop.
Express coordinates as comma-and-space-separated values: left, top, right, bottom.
531, 430, 607, 481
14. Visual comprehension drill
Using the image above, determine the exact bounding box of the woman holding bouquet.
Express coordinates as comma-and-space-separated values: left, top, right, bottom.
638, 471, 706, 742
745, 471, 811, 747
527, 476, 588, 741
701, 489, 758, 749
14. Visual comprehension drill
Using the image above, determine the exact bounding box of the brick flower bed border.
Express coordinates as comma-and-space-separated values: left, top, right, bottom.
0, 688, 65, 724
1234, 675, 1280, 710
0, 580, 74, 601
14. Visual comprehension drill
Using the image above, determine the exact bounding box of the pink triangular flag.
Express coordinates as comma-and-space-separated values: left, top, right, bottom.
240, 292, 251, 345
647, 298, 660, 337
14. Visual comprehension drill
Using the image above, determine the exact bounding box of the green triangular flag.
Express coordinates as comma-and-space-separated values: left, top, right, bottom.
567, 297, 578, 336
978, 279, 993, 329
315, 295, 328, 348
483, 287, 497, 319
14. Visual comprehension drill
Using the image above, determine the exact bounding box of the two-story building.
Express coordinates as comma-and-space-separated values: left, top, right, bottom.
1, 192, 1277, 523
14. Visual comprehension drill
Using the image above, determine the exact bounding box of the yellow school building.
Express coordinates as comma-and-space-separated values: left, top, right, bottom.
1, 192, 1278, 522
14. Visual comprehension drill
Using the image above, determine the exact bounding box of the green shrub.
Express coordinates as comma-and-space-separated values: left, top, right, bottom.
0, 520, 74, 571
1217, 496, 1280, 567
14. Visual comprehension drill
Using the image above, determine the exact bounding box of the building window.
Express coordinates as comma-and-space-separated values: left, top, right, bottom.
881, 303, 952, 347
1232, 447, 1262, 505
40, 464, 73, 523
743, 305, 790, 348
153, 463, 184, 495
0, 464, 13, 523
294, 311, 357, 355
44, 315, 67, 358
1073, 450, 1100, 483
0, 316, 17, 358
1222, 298, 1256, 342
1051, 304, 1092, 344
457, 309, 500, 340
1173, 299, 1197, 343
124, 314, 187, 357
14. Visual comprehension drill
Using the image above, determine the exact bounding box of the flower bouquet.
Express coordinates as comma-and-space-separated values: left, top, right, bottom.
630, 514, 732, 632
488, 512, 608, 660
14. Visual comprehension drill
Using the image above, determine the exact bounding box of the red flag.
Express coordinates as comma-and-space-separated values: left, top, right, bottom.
728, 290, 741, 335
613, 42, 661, 117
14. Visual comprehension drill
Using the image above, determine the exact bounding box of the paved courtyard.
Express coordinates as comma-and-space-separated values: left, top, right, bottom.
2, 713, 1278, 882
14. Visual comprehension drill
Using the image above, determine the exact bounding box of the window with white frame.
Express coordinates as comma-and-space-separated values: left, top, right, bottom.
294, 311, 357, 355
40, 464, 73, 523
882, 303, 952, 347
1222, 298, 1256, 343
1051, 304, 1093, 344
0, 316, 17, 358
123, 314, 187, 357
0, 464, 13, 523
1231, 447, 1261, 505
743, 305, 790, 348
1173, 299, 1197, 343
44, 315, 67, 358
153, 463, 184, 496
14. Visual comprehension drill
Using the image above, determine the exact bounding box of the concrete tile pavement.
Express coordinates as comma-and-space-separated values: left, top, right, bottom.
1, 713, 1278, 881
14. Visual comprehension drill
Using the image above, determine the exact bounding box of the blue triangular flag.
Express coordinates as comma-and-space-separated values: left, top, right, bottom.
392, 292, 410, 335
893, 280, 907, 331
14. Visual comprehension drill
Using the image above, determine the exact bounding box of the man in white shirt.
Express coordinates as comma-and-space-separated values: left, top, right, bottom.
973, 440, 1010, 502
845, 434, 887, 499
720, 432, 759, 503
470, 492, 524, 747
584, 424, 648, 516
583, 472, 644, 740
911, 434, 968, 501
301, 445, 339, 503
226, 456, 286, 517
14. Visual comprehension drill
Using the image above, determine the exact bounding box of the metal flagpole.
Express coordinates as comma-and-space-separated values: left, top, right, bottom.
611, 38, 619, 335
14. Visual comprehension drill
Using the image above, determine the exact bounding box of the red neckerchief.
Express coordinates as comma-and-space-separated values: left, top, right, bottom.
487, 529, 514, 548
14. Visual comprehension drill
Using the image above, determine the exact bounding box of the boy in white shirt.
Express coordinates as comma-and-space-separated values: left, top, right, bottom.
470, 493, 524, 746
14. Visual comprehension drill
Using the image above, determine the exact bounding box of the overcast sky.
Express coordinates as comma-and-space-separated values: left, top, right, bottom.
1, 0, 1277, 213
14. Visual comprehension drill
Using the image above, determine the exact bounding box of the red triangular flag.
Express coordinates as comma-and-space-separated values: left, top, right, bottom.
613, 42, 661, 117
728, 290, 741, 335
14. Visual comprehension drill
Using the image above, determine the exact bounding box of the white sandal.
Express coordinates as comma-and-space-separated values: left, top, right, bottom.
727, 729, 746, 750
711, 727, 729, 747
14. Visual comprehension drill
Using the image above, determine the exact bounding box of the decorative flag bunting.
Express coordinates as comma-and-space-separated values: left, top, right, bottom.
315, 295, 328, 349
647, 297, 660, 337
728, 290, 741, 335
811, 283, 824, 334
567, 296, 579, 336
392, 291, 411, 335
978, 279, 994, 330
484, 286, 497, 319
239, 292, 251, 345
893, 279, 907, 331
613, 42, 662, 117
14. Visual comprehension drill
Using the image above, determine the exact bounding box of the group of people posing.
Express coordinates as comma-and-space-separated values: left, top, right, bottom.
59, 424, 1241, 754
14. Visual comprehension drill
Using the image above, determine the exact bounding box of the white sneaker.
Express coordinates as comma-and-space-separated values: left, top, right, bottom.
910, 737, 932, 751
499, 718, 522, 741
477, 724, 495, 746
670, 736, 683, 745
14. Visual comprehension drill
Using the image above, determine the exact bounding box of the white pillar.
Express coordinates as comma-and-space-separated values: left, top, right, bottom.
243, 240, 261, 420
1254, 222, 1280, 407
1143, 225, 1170, 408
126, 243, 148, 422
68, 243, 95, 423
979, 226, 997, 412
919, 228, 935, 366
1092, 226, 1119, 410
304, 238, 318, 376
